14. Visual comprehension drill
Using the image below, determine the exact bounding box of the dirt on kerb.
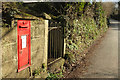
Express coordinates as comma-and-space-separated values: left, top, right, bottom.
63, 30, 108, 78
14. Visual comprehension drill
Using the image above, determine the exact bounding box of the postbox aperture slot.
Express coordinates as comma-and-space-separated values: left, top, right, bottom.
19, 26, 28, 28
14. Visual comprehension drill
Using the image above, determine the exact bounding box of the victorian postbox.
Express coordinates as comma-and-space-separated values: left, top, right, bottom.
17, 20, 31, 72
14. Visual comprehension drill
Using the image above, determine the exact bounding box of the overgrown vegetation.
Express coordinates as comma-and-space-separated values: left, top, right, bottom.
46, 71, 64, 80
2, 2, 24, 27
33, 63, 46, 76
63, 2, 108, 70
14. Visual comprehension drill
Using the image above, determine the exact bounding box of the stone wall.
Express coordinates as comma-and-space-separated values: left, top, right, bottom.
1, 19, 48, 78
31, 20, 48, 71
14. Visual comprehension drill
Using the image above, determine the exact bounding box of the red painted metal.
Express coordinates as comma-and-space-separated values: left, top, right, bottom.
17, 20, 31, 72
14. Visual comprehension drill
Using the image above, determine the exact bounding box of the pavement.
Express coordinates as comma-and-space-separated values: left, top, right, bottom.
80, 19, 119, 78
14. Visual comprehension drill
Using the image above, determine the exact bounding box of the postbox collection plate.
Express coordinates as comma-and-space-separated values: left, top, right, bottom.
17, 20, 31, 72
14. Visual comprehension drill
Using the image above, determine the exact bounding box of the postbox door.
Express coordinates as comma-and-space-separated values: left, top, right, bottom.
19, 34, 29, 68
17, 20, 31, 72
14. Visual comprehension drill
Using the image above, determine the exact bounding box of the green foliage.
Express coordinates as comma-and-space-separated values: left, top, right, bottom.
2, 2, 27, 27
64, 2, 108, 66
34, 68, 43, 76
64, 52, 76, 64
42, 63, 46, 72
77, 2, 86, 12
46, 71, 64, 80
33, 63, 46, 76
42, 63, 45, 69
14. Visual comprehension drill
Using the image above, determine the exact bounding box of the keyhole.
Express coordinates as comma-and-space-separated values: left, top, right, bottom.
23, 22, 24, 24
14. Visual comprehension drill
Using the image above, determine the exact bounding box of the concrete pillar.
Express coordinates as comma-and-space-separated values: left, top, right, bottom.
44, 20, 48, 69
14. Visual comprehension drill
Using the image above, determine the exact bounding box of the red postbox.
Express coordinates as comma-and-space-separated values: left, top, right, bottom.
17, 20, 31, 72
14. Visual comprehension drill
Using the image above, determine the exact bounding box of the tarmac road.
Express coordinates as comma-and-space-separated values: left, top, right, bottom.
80, 19, 119, 78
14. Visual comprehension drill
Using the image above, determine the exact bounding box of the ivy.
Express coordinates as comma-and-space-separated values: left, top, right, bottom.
64, 2, 108, 65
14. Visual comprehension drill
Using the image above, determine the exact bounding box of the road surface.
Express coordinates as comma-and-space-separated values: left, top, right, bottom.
67, 19, 119, 78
